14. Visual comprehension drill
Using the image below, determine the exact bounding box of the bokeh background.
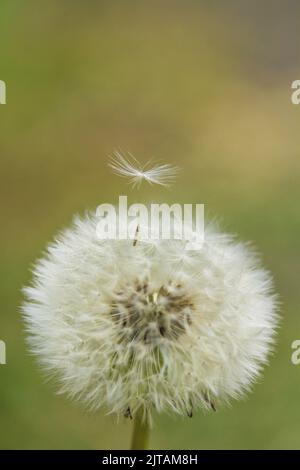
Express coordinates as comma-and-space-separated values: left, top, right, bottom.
1, 0, 300, 449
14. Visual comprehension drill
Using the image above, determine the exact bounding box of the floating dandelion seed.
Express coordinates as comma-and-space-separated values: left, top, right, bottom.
22, 214, 278, 427
109, 151, 179, 188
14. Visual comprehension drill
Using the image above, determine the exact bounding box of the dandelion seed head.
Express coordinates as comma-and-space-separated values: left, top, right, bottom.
22, 212, 278, 422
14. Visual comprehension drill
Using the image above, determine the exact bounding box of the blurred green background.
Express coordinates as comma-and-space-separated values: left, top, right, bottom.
0, 0, 300, 449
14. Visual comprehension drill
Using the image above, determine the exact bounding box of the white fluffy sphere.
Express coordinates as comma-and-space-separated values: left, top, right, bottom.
23, 212, 278, 422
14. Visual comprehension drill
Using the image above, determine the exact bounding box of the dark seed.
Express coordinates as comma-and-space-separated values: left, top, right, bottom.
159, 326, 166, 337
143, 330, 149, 342
210, 401, 216, 412
203, 393, 217, 412
124, 407, 132, 419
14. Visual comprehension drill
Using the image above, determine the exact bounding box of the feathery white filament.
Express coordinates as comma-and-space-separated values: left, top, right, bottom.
109, 152, 179, 188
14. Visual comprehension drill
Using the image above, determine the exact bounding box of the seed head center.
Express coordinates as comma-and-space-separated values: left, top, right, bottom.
111, 279, 194, 346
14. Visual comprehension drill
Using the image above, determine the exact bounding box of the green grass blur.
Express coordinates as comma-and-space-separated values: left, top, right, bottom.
0, 0, 300, 449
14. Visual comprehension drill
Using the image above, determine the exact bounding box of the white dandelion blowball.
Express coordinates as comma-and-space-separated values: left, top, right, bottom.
22, 155, 278, 423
